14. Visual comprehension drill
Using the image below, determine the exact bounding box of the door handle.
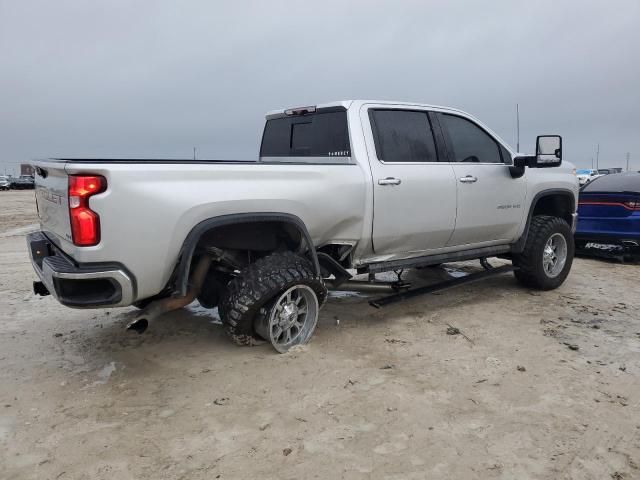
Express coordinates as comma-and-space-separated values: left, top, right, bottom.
378, 177, 402, 186
459, 175, 478, 183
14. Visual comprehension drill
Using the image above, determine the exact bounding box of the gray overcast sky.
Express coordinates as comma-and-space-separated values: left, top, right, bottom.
1, 0, 639, 174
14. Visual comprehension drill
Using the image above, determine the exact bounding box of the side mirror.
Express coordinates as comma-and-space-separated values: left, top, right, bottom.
509, 156, 528, 178
535, 135, 562, 167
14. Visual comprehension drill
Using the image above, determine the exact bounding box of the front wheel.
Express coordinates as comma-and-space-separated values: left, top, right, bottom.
513, 215, 574, 290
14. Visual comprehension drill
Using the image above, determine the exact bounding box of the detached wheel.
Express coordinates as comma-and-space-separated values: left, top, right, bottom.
513, 215, 574, 290
219, 251, 326, 350
254, 285, 320, 353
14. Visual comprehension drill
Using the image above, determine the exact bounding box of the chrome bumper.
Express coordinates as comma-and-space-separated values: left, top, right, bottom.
27, 231, 135, 308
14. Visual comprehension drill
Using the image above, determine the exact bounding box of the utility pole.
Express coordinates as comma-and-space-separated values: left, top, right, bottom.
193, 147, 197, 160
591, 157, 594, 169
596, 144, 600, 170
516, 103, 520, 152
626, 152, 631, 171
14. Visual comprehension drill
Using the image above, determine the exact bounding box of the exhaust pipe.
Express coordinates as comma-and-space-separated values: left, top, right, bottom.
127, 255, 212, 333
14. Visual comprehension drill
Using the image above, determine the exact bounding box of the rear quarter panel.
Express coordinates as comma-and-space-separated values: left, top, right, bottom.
576, 192, 640, 241
63, 162, 367, 299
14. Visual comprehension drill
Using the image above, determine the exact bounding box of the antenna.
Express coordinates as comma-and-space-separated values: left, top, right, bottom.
516, 103, 520, 152
193, 147, 197, 160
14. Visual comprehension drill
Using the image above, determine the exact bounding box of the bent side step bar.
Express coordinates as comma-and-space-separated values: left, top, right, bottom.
369, 264, 516, 308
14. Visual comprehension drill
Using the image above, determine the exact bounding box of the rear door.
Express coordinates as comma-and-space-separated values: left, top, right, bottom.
33, 162, 73, 244
436, 112, 526, 246
362, 106, 457, 255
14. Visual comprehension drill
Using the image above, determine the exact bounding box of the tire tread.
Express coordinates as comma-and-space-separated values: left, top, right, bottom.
513, 215, 574, 290
218, 252, 326, 346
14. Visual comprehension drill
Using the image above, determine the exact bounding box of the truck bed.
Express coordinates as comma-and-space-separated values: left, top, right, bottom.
33, 158, 368, 300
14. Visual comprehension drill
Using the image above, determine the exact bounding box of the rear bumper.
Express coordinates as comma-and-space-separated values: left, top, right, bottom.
574, 233, 640, 247
27, 231, 135, 308
575, 215, 640, 244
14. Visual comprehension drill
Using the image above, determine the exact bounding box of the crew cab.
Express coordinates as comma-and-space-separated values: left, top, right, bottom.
28, 100, 579, 352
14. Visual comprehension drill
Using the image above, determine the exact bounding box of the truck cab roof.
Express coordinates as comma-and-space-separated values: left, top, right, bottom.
265, 100, 515, 156
265, 100, 472, 119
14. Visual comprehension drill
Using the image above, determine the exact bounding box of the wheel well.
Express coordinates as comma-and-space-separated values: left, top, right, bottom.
531, 193, 574, 225
196, 221, 303, 253
172, 214, 320, 297
512, 190, 576, 253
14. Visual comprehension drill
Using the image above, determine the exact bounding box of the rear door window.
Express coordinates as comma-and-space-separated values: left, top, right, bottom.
369, 110, 438, 162
260, 110, 351, 161
440, 114, 503, 164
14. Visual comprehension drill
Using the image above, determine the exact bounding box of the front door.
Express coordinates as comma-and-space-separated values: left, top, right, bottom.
436, 112, 526, 246
363, 107, 458, 255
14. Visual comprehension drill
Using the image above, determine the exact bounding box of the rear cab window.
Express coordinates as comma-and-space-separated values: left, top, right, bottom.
260, 107, 351, 163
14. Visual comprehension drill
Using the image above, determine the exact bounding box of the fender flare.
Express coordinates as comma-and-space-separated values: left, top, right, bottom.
512, 188, 576, 253
173, 212, 320, 296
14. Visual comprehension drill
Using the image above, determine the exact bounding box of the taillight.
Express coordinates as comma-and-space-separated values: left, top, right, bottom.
579, 198, 640, 211
68, 175, 106, 246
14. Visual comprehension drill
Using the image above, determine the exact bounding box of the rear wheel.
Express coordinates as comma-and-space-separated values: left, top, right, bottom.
218, 251, 326, 350
513, 215, 574, 290
254, 284, 320, 353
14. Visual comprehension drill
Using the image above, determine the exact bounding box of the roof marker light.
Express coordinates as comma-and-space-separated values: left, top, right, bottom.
285, 106, 317, 116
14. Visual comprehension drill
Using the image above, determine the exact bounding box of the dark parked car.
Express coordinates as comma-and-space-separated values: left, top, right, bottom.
596, 168, 623, 175
0, 175, 11, 190
576, 172, 640, 250
10, 175, 35, 189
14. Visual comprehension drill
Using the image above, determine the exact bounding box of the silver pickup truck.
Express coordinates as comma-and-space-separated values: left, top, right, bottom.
28, 100, 579, 352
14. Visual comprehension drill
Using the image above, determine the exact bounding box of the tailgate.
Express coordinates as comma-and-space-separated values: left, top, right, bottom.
34, 162, 72, 244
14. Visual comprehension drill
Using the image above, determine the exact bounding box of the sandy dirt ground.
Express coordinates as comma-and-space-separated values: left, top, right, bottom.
1, 190, 639, 480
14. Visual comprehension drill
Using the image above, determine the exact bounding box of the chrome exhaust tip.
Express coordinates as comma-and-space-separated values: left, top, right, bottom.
127, 318, 149, 334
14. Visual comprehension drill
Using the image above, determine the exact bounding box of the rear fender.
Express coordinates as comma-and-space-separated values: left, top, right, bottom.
173, 213, 320, 296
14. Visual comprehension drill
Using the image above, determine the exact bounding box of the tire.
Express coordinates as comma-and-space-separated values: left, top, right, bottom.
219, 251, 327, 346
197, 270, 231, 309
512, 215, 574, 290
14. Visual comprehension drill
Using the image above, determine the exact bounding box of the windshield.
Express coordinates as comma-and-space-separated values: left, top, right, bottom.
576, 169, 591, 174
